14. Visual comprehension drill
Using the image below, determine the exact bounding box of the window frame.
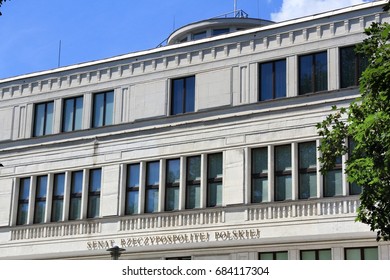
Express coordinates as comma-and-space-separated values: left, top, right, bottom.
62, 95, 84, 132
69, 170, 83, 220
344, 247, 378, 260
259, 59, 287, 101
33, 101, 54, 137
33, 175, 48, 224
298, 142, 317, 199
339, 45, 368, 89
323, 156, 343, 197
251, 147, 269, 203
51, 173, 65, 222
259, 251, 288, 260
274, 145, 292, 201
298, 51, 328, 95
16, 178, 31, 226
300, 249, 332, 260
87, 168, 101, 219
185, 156, 201, 209
92, 90, 114, 128
207, 153, 223, 207
125, 163, 140, 215
145, 161, 160, 213
165, 158, 181, 211
170, 76, 195, 115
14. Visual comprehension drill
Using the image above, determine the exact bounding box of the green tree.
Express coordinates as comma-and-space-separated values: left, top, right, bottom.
317, 1, 390, 241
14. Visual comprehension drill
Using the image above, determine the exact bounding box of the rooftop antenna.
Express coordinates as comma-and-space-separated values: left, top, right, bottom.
57, 40, 62, 68
234, 0, 238, 17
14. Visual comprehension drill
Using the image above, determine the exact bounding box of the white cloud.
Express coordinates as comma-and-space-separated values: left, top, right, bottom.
271, 0, 369, 22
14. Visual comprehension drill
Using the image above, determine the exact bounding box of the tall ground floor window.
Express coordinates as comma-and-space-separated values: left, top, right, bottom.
207, 153, 223, 207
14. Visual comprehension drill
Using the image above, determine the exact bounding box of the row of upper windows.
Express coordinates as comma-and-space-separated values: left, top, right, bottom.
14, 140, 358, 226
30, 45, 366, 138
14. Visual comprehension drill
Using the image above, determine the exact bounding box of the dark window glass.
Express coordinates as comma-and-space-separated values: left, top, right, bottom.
345, 247, 378, 260
171, 76, 195, 115
126, 164, 140, 215
348, 138, 362, 195
92, 91, 114, 128
301, 249, 331, 260
212, 28, 230, 36
259, 251, 288, 260
207, 153, 223, 207
69, 171, 83, 220
17, 178, 31, 225
340, 46, 368, 88
145, 161, 159, 213
260, 60, 286, 101
299, 52, 328, 94
324, 156, 342, 197
252, 147, 268, 203
52, 173, 65, 222
275, 145, 292, 201
192, 31, 207, 40
33, 101, 54, 137
34, 175, 47, 224
165, 159, 180, 211
186, 156, 201, 209
87, 169, 101, 218
62, 96, 83, 132
299, 142, 317, 199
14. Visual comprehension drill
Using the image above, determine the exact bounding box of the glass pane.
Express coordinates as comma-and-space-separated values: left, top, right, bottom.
127, 164, 140, 188
185, 76, 195, 113
207, 182, 222, 207
364, 248, 378, 260
93, 93, 104, 127
166, 159, 180, 184
88, 195, 100, 218
34, 103, 46, 136
345, 248, 361, 260
166, 187, 179, 211
17, 203, 29, 225
301, 251, 316, 260
104, 91, 114, 126
51, 200, 63, 222
172, 79, 184, 115
126, 190, 139, 215
71, 171, 83, 194
208, 153, 223, 179
212, 28, 229, 36
299, 142, 317, 169
350, 182, 362, 195
275, 175, 292, 201
340, 46, 356, 88
324, 170, 342, 197
89, 169, 101, 192
275, 145, 291, 171
53, 173, 65, 196
252, 178, 268, 203
74, 97, 83, 130
63, 98, 74, 132
187, 156, 201, 181
259, 253, 273, 260
315, 52, 328, 92
193, 31, 206, 40
260, 62, 273, 101
318, 249, 332, 260
299, 173, 317, 199
299, 55, 313, 94
69, 197, 81, 220
145, 188, 159, 213
252, 147, 268, 174
147, 161, 160, 186
19, 178, 31, 200
275, 60, 286, 98
276, 252, 288, 260
36, 176, 47, 198
45, 101, 54, 135
186, 184, 200, 209
34, 201, 46, 223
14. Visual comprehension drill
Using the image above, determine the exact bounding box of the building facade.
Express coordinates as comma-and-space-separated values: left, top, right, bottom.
0, 1, 389, 260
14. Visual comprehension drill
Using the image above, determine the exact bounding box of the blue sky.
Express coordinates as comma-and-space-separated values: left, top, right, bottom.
0, 0, 369, 79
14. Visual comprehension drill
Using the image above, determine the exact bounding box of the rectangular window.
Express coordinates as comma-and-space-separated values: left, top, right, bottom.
274, 145, 292, 201
92, 91, 114, 128
259, 59, 286, 101
251, 147, 268, 203
33, 101, 54, 137
186, 156, 201, 209
17, 178, 31, 225
51, 173, 65, 222
69, 170, 83, 220
145, 161, 160, 213
125, 164, 140, 215
299, 51, 328, 94
87, 169, 101, 218
298, 142, 317, 199
62, 96, 83, 132
340, 46, 368, 88
345, 247, 378, 260
323, 156, 342, 197
300, 249, 332, 260
171, 76, 195, 115
348, 138, 362, 195
34, 175, 47, 224
212, 28, 229, 36
165, 159, 180, 211
192, 31, 207, 40
207, 153, 223, 207
259, 251, 288, 260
